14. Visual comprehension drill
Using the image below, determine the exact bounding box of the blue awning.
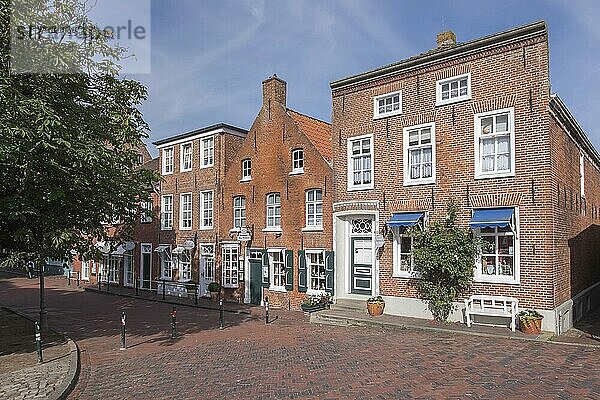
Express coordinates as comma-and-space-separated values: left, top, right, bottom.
469, 208, 514, 229
387, 212, 424, 227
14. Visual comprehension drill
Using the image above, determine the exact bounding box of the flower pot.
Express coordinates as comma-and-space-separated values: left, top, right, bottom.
367, 301, 385, 316
520, 317, 543, 334
210, 291, 220, 303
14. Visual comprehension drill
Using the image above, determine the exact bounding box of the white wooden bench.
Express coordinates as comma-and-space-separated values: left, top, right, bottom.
465, 295, 518, 332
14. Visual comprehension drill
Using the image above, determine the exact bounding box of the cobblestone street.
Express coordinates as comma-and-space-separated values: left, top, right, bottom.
1, 274, 599, 399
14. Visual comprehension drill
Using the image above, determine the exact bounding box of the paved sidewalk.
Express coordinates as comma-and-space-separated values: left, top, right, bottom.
0, 307, 79, 400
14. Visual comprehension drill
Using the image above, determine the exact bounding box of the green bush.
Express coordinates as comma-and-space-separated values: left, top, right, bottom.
208, 281, 221, 292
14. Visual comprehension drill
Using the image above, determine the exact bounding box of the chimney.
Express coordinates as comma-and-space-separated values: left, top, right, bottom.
262, 74, 287, 106
436, 30, 456, 48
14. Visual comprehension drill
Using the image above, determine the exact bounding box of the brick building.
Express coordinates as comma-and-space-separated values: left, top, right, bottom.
329, 21, 600, 333
218, 76, 333, 309
151, 124, 248, 297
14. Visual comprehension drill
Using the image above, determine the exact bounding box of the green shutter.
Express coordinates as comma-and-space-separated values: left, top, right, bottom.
285, 250, 293, 291
298, 250, 307, 293
325, 250, 334, 295
261, 250, 269, 288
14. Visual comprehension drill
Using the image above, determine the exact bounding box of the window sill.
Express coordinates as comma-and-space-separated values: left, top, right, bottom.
373, 111, 402, 120
223, 285, 239, 289
347, 185, 374, 192
269, 285, 287, 293
262, 227, 282, 233
180, 168, 192, 173
392, 272, 421, 279
160, 227, 173, 231
435, 96, 471, 107
180, 227, 192, 231
240, 177, 251, 183
230, 228, 241, 233
161, 171, 173, 176
306, 288, 327, 296
289, 169, 304, 176
200, 164, 214, 169
403, 179, 435, 187
474, 276, 519, 285
159, 277, 172, 281
474, 171, 515, 180
302, 227, 323, 232
199, 227, 214, 231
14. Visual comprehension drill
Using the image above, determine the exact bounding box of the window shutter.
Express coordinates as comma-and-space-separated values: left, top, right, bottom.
298, 250, 307, 293
261, 250, 270, 288
285, 250, 294, 292
325, 251, 334, 295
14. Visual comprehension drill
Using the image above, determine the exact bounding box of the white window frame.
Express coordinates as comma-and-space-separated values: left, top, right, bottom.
200, 190, 214, 230
123, 252, 134, 287
268, 248, 286, 292
304, 189, 323, 230
161, 195, 173, 230
392, 230, 419, 278
580, 152, 585, 198
201, 136, 214, 168
222, 244, 239, 288
233, 196, 246, 230
264, 193, 281, 231
179, 193, 192, 231
473, 207, 520, 285
373, 90, 402, 119
81, 259, 90, 281
180, 142, 193, 172
403, 123, 436, 186
474, 107, 515, 179
291, 149, 304, 174
140, 198, 153, 223
241, 158, 251, 182
436, 73, 471, 106
162, 147, 174, 175
178, 249, 192, 282
306, 249, 326, 293
347, 134, 374, 191
159, 245, 172, 280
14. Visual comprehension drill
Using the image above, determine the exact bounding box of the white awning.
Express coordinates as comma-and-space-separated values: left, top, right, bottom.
95, 241, 110, 254
111, 245, 127, 257
154, 245, 169, 253
171, 246, 186, 255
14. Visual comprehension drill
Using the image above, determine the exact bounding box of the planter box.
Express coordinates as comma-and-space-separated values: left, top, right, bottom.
301, 303, 327, 313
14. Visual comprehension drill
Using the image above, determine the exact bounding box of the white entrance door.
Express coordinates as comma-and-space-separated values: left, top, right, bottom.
351, 237, 373, 295
199, 244, 215, 296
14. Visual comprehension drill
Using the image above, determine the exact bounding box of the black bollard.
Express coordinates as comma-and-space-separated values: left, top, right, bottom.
120, 311, 126, 350
219, 298, 224, 330
35, 321, 43, 363
170, 305, 177, 339
265, 296, 269, 324
98, 273, 101, 291
135, 277, 139, 296
77, 272, 80, 287
162, 280, 166, 300
194, 284, 198, 306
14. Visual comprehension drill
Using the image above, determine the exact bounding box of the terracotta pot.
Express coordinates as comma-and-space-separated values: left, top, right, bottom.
367, 301, 385, 316
210, 291, 219, 303
520, 317, 543, 334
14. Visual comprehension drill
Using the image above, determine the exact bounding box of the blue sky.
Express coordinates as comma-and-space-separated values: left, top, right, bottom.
126, 0, 600, 156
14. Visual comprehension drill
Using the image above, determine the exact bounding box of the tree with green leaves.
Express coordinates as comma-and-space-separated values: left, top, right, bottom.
0, 0, 158, 328
411, 200, 483, 322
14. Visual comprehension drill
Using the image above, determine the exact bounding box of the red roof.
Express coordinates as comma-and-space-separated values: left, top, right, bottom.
286, 109, 332, 162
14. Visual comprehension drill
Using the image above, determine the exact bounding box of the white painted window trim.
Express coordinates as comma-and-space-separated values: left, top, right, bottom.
179, 193, 192, 231
162, 147, 174, 175
474, 107, 516, 180
241, 158, 251, 181
265, 192, 281, 229
159, 244, 172, 281
291, 148, 304, 174
580, 152, 585, 198
268, 248, 286, 292
436, 73, 471, 106
179, 142, 193, 172
233, 196, 246, 230
178, 249, 192, 282
200, 136, 214, 168
160, 195, 173, 230
373, 90, 402, 119
305, 249, 326, 292
200, 190, 214, 230
403, 122, 436, 186
305, 189, 323, 230
221, 244, 239, 288
347, 133, 374, 191
473, 207, 520, 285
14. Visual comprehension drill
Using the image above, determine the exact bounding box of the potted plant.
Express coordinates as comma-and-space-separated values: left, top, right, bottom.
367, 296, 385, 316
518, 309, 543, 334
301, 293, 331, 312
208, 281, 221, 302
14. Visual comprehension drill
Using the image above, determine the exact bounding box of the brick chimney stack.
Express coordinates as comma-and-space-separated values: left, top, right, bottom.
262, 74, 287, 106
436, 31, 457, 48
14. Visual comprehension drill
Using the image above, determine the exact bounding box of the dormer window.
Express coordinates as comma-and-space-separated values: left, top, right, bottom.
373, 91, 402, 119
241, 158, 251, 181
291, 149, 304, 174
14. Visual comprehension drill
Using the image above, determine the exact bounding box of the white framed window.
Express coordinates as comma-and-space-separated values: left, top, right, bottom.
474, 108, 515, 179
305, 189, 323, 229
137, 154, 145, 166
222, 245, 239, 288
180, 142, 193, 172
373, 90, 402, 119
347, 134, 374, 191
269, 249, 286, 290
265, 193, 281, 230
306, 250, 326, 292
123, 252, 134, 286
241, 158, 251, 181
233, 196, 246, 229
161, 195, 173, 230
403, 123, 436, 185
473, 208, 519, 284
162, 147, 174, 175
140, 198, 153, 223
179, 250, 191, 282
81, 260, 90, 281
291, 149, 304, 174
200, 190, 213, 229
436, 73, 471, 106
580, 152, 585, 198
159, 245, 172, 280
179, 193, 192, 230
201, 136, 214, 168
392, 231, 418, 278
104, 256, 120, 283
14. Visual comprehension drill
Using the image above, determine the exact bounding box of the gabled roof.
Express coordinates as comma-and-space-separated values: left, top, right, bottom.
331, 20, 547, 90
286, 109, 332, 162
137, 157, 159, 171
